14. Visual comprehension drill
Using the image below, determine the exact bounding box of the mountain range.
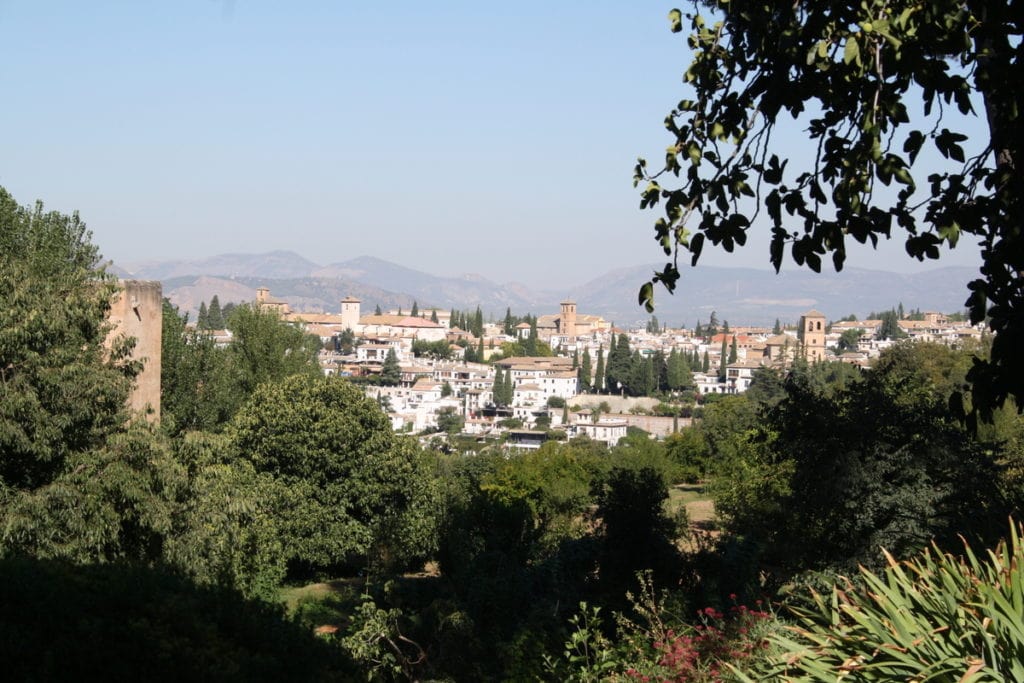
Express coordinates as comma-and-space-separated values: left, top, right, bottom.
112, 251, 979, 327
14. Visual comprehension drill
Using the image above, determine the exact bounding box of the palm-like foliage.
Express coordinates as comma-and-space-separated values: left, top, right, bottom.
742, 522, 1024, 681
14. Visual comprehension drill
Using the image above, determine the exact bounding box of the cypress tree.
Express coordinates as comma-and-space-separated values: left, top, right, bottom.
430, 309, 438, 323
473, 306, 484, 337
197, 301, 209, 330
594, 347, 605, 393
411, 301, 419, 317
207, 295, 224, 330
702, 350, 710, 373
580, 348, 592, 392
492, 366, 505, 406
381, 349, 401, 386
476, 337, 484, 363
502, 368, 514, 406
375, 303, 382, 315
504, 307, 514, 335
728, 335, 738, 364
719, 337, 728, 381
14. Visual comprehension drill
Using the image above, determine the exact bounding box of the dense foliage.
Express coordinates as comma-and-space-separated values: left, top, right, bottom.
4, 184, 1024, 679
636, 0, 1023, 421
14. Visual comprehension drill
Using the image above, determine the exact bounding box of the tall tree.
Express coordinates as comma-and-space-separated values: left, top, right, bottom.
728, 335, 738, 364
410, 300, 419, 317
606, 334, 632, 394
225, 305, 320, 397
580, 348, 593, 392
594, 347, 606, 394
718, 336, 729, 381
374, 303, 382, 315
492, 367, 506, 407
430, 309, 438, 323
380, 349, 401, 386
0, 187, 133, 490
161, 299, 236, 433
635, 1, 1024, 420
206, 295, 225, 330
197, 301, 209, 330
230, 375, 437, 570
502, 367, 514, 406
503, 307, 514, 336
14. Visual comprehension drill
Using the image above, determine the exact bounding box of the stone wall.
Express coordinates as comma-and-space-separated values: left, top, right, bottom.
107, 280, 162, 421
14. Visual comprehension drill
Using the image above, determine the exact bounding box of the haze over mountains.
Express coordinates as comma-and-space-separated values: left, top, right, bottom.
113, 250, 978, 327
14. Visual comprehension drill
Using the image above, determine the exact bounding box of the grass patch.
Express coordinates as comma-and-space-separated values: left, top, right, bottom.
668, 482, 718, 529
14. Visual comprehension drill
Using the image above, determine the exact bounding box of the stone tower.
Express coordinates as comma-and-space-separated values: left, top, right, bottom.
341, 296, 361, 330
560, 299, 577, 338
107, 280, 163, 422
799, 309, 827, 362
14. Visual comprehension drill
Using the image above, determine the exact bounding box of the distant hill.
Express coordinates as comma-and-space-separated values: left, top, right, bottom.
119, 250, 320, 281
125, 250, 978, 326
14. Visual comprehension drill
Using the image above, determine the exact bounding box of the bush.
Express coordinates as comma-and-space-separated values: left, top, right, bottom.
741, 522, 1024, 681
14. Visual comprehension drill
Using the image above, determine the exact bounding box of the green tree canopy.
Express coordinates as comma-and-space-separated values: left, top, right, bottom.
636, 2, 1023, 421
229, 375, 437, 571
0, 187, 134, 491
225, 304, 320, 396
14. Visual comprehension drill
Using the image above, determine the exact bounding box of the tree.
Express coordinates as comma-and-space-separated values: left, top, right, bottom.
718, 336, 729, 381
380, 349, 401, 386
666, 348, 692, 391
606, 334, 632, 394
337, 328, 356, 354
492, 367, 507, 407
837, 327, 865, 351
435, 406, 463, 434
579, 348, 593, 392
636, 2, 1024, 421
206, 295, 225, 330
161, 299, 236, 434
728, 334, 738, 364
430, 309, 439, 323
225, 304, 320, 397
410, 301, 419, 317
718, 344, 1009, 575
0, 187, 135, 491
502, 367, 514, 407
706, 311, 719, 338
411, 339, 452, 360
197, 301, 209, 330
773, 318, 782, 335
229, 375, 438, 571
375, 303, 382, 315
876, 309, 907, 340
594, 347, 606, 394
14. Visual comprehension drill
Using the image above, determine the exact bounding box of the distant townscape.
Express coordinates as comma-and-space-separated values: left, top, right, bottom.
172, 285, 983, 447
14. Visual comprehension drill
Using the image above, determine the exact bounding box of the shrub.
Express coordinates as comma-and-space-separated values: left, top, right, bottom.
740, 522, 1024, 681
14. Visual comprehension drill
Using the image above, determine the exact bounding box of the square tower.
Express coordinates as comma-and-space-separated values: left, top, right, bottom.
798, 309, 827, 362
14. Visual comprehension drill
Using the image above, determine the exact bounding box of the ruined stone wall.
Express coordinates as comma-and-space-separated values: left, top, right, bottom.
108, 280, 162, 421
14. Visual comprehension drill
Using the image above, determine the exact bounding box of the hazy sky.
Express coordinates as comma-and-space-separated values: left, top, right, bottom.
1, 2, 985, 288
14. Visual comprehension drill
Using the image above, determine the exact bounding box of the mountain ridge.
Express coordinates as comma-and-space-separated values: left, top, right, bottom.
122, 250, 978, 327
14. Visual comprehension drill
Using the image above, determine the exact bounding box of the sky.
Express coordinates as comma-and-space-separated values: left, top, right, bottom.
0, 1, 986, 289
